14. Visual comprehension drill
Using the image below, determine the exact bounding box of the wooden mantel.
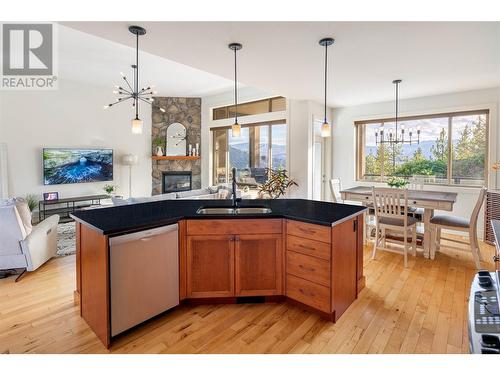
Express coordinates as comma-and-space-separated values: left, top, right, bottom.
152, 155, 200, 161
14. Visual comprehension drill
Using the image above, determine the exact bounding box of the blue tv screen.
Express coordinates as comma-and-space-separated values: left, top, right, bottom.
43, 148, 113, 185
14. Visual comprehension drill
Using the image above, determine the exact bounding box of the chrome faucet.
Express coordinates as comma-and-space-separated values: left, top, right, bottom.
231, 167, 241, 208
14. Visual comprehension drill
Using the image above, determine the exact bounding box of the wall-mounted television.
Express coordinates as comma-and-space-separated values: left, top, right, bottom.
43, 148, 113, 185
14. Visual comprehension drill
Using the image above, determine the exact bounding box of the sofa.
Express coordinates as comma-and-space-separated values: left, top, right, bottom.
111, 185, 239, 206
0, 198, 59, 281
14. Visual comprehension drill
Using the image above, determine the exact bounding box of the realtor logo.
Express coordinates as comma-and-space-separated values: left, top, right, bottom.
1, 23, 58, 90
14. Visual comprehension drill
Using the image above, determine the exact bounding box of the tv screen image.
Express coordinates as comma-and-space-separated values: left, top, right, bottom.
43, 148, 113, 185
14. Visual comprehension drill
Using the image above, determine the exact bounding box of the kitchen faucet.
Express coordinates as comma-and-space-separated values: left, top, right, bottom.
231, 167, 241, 208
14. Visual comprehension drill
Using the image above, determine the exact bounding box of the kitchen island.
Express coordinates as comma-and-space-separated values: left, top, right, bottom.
71, 199, 367, 348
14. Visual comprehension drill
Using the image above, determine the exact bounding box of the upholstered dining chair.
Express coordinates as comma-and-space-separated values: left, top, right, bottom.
429, 187, 487, 268
371, 187, 418, 267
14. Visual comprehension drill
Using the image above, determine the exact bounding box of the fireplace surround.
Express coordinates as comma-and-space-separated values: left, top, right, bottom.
162, 171, 192, 193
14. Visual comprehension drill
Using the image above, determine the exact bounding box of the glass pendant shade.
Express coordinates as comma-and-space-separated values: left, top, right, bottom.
321, 121, 331, 138
131, 117, 143, 134
231, 122, 241, 137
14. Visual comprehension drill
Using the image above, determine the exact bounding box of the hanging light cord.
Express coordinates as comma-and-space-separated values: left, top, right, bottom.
135, 32, 139, 120
234, 47, 238, 124
324, 42, 328, 124
395, 80, 399, 140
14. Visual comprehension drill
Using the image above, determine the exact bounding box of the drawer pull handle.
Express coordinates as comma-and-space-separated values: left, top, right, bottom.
299, 264, 315, 272
299, 244, 315, 251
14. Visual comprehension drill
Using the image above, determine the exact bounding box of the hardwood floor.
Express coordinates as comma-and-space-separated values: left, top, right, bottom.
0, 240, 495, 354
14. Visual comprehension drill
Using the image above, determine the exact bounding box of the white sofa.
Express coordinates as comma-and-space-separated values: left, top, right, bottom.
0, 199, 59, 281
111, 186, 239, 206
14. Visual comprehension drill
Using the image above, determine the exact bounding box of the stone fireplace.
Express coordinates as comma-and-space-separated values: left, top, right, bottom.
151, 97, 201, 195
162, 171, 192, 193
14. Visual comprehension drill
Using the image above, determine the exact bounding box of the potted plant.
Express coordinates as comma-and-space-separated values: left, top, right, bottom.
103, 184, 118, 196
257, 167, 298, 199
153, 136, 166, 156
24, 194, 38, 224
386, 176, 409, 189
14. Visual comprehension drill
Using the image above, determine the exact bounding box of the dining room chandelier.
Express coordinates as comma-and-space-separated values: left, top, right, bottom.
104, 25, 165, 134
375, 80, 420, 145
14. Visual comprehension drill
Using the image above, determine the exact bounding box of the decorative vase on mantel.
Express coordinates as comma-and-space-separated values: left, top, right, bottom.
155, 146, 164, 157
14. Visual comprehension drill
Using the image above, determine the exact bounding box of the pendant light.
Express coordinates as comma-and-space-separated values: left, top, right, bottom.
374, 80, 420, 146
104, 26, 165, 134
228, 42, 242, 137
319, 37, 334, 137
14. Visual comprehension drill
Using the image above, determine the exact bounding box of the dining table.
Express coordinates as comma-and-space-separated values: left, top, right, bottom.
340, 186, 458, 258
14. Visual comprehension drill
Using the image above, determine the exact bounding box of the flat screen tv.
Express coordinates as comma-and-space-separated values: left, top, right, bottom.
43, 148, 113, 185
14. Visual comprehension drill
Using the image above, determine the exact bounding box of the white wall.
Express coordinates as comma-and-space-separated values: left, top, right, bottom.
0, 79, 153, 200
331, 87, 500, 236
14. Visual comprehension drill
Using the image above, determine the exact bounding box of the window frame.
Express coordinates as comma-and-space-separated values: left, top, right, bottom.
355, 109, 490, 187
210, 120, 287, 186
212, 96, 286, 120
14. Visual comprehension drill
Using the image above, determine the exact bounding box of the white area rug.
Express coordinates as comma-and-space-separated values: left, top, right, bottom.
57, 222, 76, 256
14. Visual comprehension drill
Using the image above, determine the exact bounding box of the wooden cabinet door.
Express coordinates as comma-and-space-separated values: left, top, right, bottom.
332, 217, 358, 320
186, 235, 235, 298
235, 234, 283, 296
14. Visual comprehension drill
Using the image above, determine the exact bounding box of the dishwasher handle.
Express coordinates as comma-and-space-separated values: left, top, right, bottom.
109, 223, 178, 246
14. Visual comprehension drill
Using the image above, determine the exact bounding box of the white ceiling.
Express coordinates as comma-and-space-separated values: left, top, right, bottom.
57, 25, 234, 97
63, 22, 500, 107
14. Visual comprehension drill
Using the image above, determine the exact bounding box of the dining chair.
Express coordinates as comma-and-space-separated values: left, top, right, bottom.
371, 187, 418, 267
429, 187, 487, 268
329, 178, 343, 203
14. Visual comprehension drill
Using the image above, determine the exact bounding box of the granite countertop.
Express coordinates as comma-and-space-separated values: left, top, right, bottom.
70, 199, 367, 236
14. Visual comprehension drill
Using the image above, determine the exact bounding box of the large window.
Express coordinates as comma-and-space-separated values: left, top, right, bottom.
356, 110, 489, 187
212, 97, 286, 120
212, 121, 287, 187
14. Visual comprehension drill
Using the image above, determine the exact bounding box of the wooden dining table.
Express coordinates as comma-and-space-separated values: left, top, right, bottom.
340, 186, 458, 258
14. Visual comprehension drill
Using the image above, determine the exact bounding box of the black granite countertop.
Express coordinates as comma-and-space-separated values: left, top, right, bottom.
70, 199, 367, 236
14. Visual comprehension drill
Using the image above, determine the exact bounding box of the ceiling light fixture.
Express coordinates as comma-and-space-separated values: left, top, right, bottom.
228, 42, 242, 137
104, 26, 165, 134
375, 79, 420, 146
319, 37, 334, 138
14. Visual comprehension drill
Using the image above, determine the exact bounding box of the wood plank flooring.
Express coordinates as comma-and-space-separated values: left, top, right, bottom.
0, 240, 495, 354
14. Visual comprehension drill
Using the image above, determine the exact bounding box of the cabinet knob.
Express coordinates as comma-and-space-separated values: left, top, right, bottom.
493, 255, 500, 263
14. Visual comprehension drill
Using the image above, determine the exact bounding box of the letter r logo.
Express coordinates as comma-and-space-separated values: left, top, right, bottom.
2, 24, 53, 76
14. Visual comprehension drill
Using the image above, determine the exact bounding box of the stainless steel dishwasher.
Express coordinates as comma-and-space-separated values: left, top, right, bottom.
109, 224, 179, 336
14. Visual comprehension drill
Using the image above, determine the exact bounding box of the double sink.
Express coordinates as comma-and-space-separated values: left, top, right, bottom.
196, 207, 272, 215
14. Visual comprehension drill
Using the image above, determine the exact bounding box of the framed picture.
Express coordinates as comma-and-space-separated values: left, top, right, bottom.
43, 192, 59, 201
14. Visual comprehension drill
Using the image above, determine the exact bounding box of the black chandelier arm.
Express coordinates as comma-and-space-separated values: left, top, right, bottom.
106, 96, 133, 108
116, 86, 133, 95
122, 76, 134, 92
138, 91, 154, 96
138, 97, 154, 106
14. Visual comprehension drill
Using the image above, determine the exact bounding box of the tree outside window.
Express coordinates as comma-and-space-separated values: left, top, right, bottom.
358, 110, 488, 187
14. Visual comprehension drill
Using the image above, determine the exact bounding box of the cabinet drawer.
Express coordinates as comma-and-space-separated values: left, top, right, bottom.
287, 235, 331, 260
187, 219, 282, 235
286, 220, 331, 244
286, 274, 330, 313
286, 251, 330, 287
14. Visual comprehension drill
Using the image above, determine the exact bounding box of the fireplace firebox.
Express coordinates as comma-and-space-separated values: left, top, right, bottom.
162, 171, 192, 193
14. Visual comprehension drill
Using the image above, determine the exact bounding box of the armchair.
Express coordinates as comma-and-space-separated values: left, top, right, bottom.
0, 203, 59, 281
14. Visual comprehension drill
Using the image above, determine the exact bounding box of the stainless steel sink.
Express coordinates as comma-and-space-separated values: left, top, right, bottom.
235, 207, 272, 214
196, 207, 235, 215
196, 207, 272, 215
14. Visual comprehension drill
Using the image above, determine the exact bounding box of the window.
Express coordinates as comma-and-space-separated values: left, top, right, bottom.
356, 110, 489, 187
212, 121, 287, 187
212, 96, 286, 120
